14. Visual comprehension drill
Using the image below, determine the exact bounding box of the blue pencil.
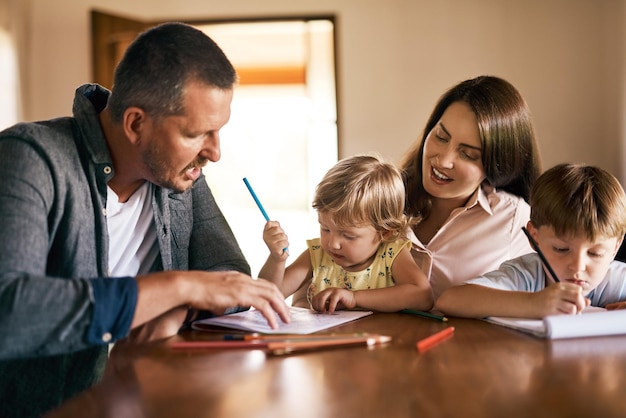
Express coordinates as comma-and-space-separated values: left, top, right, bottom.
243, 177, 270, 221
243, 178, 288, 253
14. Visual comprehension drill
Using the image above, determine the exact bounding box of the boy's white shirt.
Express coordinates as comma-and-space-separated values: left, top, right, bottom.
465, 252, 626, 307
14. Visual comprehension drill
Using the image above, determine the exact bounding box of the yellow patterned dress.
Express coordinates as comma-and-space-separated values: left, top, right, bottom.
305, 237, 412, 307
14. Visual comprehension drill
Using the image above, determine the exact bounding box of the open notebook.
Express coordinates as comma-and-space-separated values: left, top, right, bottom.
192, 306, 373, 334
485, 307, 626, 339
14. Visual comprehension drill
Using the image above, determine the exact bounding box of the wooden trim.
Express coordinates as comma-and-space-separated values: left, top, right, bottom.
91, 10, 149, 89
236, 65, 306, 85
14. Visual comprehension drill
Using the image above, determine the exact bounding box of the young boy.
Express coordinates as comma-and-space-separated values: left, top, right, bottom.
436, 163, 626, 318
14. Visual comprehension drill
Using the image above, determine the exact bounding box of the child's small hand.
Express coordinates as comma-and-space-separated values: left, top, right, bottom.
311, 288, 356, 314
262, 221, 289, 261
605, 301, 626, 310
535, 282, 589, 316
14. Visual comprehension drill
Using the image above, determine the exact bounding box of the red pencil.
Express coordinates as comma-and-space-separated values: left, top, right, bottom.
416, 327, 455, 352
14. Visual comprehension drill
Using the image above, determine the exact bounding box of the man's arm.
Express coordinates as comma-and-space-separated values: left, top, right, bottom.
128, 176, 291, 341
131, 270, 290, 331
0, 134, 135, 358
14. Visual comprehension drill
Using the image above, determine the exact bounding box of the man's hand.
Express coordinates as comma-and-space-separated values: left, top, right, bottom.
186, 271, 291, 329
133, 271, 291, 332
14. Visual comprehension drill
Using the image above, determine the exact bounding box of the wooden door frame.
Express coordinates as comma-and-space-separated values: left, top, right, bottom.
90, 10, 338, 89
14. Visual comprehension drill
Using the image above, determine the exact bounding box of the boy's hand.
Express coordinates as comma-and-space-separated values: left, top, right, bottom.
605, 301, 626, 310
311, 288, 355, 314
535, 282, 590, 316
262, 221, 289, 261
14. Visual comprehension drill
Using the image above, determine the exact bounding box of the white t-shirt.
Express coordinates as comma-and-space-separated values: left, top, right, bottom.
466, 253, 626, 307
106, 182, 159, 277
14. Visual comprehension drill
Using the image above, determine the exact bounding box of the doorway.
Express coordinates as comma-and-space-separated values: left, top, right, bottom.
91, 11, 338, 277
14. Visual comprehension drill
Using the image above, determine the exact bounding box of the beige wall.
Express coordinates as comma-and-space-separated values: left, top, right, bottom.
25, 0, 626, 181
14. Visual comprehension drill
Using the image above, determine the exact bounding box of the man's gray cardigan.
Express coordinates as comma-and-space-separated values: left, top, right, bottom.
0, 84, 250, 417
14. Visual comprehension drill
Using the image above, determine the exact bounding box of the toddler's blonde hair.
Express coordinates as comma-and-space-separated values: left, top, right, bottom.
312, 154, 412, 242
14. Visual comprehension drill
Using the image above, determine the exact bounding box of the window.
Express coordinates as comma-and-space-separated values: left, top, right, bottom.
200, 20, 338, 277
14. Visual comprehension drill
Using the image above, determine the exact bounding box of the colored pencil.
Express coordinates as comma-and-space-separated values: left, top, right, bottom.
268, 334, 391, 355
416, 327, 455, 352
401, 309, 448, 322
224, 332, 370, 341
171, 333, 391, 353
171, 340, 269, 349
242, 177, 288, 253
521, 227, 560, 282
243, 177, 270, 221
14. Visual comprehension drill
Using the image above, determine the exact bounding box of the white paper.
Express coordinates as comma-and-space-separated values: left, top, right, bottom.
192, 306, 373, 334
484, 316, 547, 337
486, 306, 626, 339
544, 309, 626, 339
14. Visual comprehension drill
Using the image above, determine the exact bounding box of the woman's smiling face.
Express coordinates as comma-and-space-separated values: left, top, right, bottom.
422, 101, 486, 206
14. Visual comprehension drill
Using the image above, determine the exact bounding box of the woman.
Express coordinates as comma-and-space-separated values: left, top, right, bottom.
401, 75, 542, 299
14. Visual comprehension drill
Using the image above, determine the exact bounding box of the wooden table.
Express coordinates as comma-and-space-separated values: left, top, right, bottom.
45, 312, 626, 418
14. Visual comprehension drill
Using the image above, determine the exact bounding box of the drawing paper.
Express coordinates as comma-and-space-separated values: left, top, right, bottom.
485, 307, 626, 339
192, 306, 373, 334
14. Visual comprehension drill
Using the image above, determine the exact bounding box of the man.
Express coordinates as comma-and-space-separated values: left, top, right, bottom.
0, 22, 290, 417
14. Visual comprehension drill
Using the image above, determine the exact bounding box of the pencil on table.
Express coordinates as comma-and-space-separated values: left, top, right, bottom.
170, 333, 392, 353
416, 327, 455, 352
401, 309, 448, 322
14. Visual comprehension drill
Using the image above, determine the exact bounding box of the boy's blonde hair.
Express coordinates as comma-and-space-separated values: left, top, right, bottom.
313, 154, 412, 242
530, 163, 626, 241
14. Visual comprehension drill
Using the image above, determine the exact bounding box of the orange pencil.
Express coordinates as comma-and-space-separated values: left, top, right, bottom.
416, 327, 455, 352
